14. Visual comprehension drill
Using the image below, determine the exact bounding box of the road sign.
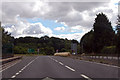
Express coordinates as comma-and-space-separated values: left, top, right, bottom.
71, 43, 77, 54
37, 49, 39, 54
28, 49, 34, 53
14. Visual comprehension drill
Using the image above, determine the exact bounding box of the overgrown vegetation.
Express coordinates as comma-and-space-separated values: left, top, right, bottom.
80, 13, 120, 55
0, 22, 14, 58
13, 36, 80, 55
1, 12, 120, 56
116, 15, 120, 54
101, 46, 116, 54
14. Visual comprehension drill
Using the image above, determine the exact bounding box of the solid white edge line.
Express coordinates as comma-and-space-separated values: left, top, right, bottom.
0, 60, 21, 72
81, 74, 92, 80
80, 60, 120, 68
65, 65, 75, 72
11, 56, 39, 78
20, 56, 39, 70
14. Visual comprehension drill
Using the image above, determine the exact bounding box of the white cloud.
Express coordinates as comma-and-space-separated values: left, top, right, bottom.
32, 1, 51, 15
2, 19, 52, 38
51, 32, 87, 42
1, 0, 118, 41
68, 25, 91, 32
54, 27, 65, 31
23, 23, 52, 35
4, 25, 16, 33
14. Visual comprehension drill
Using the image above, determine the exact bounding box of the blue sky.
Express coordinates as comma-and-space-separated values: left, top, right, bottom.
2, 0, 118, 41
26, 18, 83, 35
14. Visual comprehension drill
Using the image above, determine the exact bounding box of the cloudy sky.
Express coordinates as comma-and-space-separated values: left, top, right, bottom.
1, 0, 119, 41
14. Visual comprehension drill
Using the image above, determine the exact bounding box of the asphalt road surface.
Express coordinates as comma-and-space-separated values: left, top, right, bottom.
1, 56, 120, 80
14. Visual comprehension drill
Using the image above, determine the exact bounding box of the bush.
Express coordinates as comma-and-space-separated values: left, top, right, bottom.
101, 46, 116, 54
14, 46, 28, 54
45, 47, 55, 55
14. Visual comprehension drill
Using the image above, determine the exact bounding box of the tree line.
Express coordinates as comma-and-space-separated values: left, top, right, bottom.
80, 13, 120, 55
1, 26, 80, 55
13, 36, 80, 55
1, 12, 120, 56
0, 22, 14, 58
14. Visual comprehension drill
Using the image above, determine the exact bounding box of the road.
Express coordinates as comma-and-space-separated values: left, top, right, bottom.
1, 56, 120, 80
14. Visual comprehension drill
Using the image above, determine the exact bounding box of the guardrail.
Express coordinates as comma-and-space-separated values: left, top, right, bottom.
0, 56, 22, 64
83, 56, 120, 60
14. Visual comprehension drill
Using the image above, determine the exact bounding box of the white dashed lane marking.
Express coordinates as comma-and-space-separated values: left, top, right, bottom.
59, 62, 64, 65
19, 71, 22, 73
11, 56, 39, 78
55, 60, 58, 62
0, 60, 21, 73
11, 75, 16, 78
81, 74, 92, 80
16, 72, 19, 75
49, 57, 75, 72
65, 65, 75, 72
49, 56, 93, 79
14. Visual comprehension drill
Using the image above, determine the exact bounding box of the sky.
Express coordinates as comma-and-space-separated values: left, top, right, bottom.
0, 0, 119, 41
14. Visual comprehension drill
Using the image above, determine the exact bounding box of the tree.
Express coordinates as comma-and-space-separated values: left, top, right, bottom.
2, 28, 14, 44
13, 35, 76, 55
93, 13, 114, 53
44, 47, 55, 55
1, 23, 14, 58
116, 15, 120, 54
80, 30, 94, 53
14, 46, 28, 54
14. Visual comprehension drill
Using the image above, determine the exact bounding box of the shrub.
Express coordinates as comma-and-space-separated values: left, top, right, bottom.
101, 46, 116, 54
14, 46, 28, 54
